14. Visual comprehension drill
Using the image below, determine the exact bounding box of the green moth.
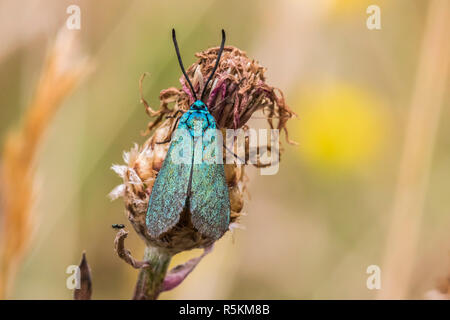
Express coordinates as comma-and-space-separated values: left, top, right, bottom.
146, 29, 230, 240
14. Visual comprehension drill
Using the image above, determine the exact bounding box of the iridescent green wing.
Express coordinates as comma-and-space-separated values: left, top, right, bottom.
189, 113, 230, 240
146, 119, 193, 238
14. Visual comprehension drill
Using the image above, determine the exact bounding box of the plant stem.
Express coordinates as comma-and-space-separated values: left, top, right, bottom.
133, 246, 171, 300
377, 0, 450, 299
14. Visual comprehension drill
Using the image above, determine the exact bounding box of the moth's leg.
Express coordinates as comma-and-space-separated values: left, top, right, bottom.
166, 109, 185, 119
139, 73, 159, 117
223, 143, 246, 164
155, 138, 171, 145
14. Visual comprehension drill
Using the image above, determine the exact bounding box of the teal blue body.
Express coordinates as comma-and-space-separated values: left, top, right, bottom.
146, 100, 230, 240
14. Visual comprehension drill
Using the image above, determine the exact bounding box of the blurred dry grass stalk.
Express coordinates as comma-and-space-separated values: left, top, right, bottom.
0, 28, 91, 299
110, 45, 294, 299
378, 0, 450, 299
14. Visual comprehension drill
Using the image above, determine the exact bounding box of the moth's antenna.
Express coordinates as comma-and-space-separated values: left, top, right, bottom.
172, 29, 198, 101
201, 29, 226, 102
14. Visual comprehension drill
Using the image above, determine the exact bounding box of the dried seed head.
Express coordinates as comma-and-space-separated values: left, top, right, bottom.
110, 45, 293, 254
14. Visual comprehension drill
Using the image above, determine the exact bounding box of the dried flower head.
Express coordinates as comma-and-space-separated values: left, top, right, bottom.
110, 45, 294, 255
142, 46, 295, 138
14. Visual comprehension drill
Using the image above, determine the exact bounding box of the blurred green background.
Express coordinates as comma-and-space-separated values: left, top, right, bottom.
0, 0, 449, 299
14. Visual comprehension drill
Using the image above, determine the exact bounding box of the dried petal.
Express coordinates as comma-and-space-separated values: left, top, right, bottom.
108, 184, 125, 201
114, 229, 150, 269
111, 164, 128, 179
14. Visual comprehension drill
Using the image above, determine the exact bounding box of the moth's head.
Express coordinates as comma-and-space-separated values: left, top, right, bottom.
192, 100, 207, 111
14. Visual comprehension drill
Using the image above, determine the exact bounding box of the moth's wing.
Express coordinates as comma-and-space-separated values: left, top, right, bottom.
146, 121, 193, 238
189, 116, 230, 240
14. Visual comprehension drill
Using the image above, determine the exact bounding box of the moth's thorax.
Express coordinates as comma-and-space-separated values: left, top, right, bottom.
179, 100, 217, 137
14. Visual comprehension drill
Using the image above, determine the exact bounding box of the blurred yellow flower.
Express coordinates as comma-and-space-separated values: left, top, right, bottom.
295, 84, 388, 173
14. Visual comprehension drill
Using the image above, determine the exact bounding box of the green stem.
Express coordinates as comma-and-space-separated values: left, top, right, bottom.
133, 246, 171, 300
